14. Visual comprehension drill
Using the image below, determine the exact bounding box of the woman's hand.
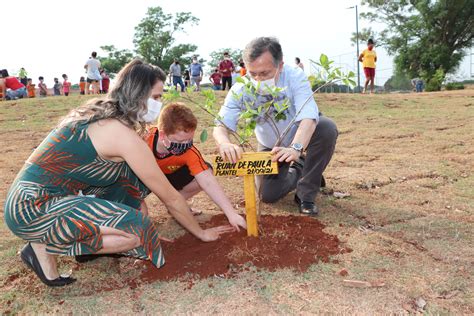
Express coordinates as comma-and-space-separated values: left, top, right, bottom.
226, 212, 247, 231
199, 225, 235, 242
158, 235, 174, 242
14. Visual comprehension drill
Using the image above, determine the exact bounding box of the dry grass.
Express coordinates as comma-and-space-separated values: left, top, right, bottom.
0, 88, 473, 314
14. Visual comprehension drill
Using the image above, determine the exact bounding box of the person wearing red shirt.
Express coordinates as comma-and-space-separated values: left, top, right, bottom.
100, 69, 110, 93
0, 69, 27, 100
209, 68, 222, 90
62, 74, 71, 96
218, 52, 235, 91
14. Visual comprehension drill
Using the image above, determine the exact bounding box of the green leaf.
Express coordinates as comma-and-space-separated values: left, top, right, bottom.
273, 102, 281, 112
235, 77, 246, 84
240, 111, 254, 119
248, 121, 257, 130
319, 54, 329, 67
200, 129, 208, 143
275, 112, 287, 121
231, 91, 241, 101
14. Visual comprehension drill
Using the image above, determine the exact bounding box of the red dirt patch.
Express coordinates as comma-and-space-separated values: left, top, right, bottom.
140, 214, 350, 283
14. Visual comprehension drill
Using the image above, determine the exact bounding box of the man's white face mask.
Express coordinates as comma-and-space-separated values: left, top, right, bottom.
141, 98, 162, 123
250, 77, 275, 94
250, 68, 279, 94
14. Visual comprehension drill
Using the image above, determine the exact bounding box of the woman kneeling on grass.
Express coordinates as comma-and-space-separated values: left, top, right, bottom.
145, 103, 247, 230
4, 59, 235, 287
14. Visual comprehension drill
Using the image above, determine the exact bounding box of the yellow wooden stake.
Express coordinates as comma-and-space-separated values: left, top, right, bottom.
243, 174, 258, 237
211, 152, 278, 237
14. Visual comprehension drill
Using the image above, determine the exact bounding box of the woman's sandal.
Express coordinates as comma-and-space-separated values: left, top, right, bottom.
20, 243, 76, 287
75, 253, 124, 263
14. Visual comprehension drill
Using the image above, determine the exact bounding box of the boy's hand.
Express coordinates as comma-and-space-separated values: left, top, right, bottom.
227, 212, 247, 231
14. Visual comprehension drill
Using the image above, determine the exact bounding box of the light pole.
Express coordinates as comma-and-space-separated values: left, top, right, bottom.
348, 5, 361, 92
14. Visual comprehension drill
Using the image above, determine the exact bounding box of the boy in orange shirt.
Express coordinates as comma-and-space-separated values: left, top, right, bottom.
145, 103, 247, 231
27, 78, 36, 98
79, 76, 86, 95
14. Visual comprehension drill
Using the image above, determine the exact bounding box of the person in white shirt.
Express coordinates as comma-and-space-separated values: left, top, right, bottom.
84, 51, 101, 94
213, 37, 338, 216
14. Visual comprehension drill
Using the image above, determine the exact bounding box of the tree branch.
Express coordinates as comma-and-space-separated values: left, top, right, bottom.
180, 94, 254, 150
274, 80, 338, 147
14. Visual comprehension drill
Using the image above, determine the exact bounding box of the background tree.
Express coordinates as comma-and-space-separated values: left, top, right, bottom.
354, 0, 474, 91
208, 48, 243, 70
133, 6, 199, 70
98, 45, 134, 78
161, 44, 200, 73
350, 28, 379, 47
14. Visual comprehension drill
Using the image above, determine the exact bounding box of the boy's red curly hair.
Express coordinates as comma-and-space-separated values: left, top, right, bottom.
158, 102, 197, 135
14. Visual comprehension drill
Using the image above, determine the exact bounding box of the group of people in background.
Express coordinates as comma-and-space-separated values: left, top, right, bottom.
4, 40, 420, 100
169, 40, 381, 95
0, 52, 111, 101
169, 51, 249, 92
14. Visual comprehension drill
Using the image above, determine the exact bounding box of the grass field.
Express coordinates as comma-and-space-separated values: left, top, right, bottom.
0, 88, 473, 314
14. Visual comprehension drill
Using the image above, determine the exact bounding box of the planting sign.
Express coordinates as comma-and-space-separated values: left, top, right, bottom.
212, 153, 278, 176
211, 152, 278, 237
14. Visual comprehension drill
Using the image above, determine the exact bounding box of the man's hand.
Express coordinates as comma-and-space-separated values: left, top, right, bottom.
271, 146, 301, 163
218, 142, 243, 163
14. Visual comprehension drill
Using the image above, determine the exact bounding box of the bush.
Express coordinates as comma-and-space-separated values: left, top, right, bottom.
424, 68, 445, 92
445, 82, 465, 90
461, 79, 474, 84
425, 79, 442, 91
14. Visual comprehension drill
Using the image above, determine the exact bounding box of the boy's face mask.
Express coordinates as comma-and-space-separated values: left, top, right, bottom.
164, 139, 193, 155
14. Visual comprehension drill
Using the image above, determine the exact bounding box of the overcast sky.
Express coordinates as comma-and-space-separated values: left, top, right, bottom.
2, 0, 472, 87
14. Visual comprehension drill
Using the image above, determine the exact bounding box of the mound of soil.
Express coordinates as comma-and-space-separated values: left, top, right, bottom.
140, 214, 350, 282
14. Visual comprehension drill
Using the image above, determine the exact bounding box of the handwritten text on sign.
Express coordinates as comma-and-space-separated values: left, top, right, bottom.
211, 152, 279, 177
